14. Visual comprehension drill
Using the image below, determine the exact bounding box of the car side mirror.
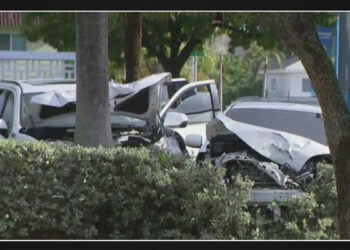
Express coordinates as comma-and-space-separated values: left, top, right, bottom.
185, 134, 203, 148
163, 111, 188, 128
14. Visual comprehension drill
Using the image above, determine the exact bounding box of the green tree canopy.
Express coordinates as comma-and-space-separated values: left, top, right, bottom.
22, 12, 76, 51
141, 12, 216, 77
21, 12, 125, 67
222, 12, 336, 56
21, 12, 337, 80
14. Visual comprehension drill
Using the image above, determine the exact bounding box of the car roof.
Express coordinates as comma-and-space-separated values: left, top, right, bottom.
228, 100, 322, 113
1, 79, 76, 94
3, 75, 175, 94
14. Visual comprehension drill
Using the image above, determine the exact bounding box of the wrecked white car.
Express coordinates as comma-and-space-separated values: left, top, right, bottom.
194, 99, 331, 204
0, 73, 185, 153
0, 73, 219, 156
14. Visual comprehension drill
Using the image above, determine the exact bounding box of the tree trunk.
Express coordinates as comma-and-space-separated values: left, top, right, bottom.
124, 13, 142, 83
142, 26, 200, 78
259, 12, 350, 239
334, 133, 350, 238
75, 12, 112, 147
161, 60, 182, 78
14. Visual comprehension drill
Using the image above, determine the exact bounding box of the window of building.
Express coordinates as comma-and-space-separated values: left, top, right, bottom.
0, 34, 10, 50
0, 34, 26, 51
270, 78, 277, 90
267, 78, 278, 97
302, 78, 312, 92
12, 35, 26, 51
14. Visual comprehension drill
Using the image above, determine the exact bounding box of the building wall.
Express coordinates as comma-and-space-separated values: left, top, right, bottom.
285, 60, 305, 71
0, 20, 74, 81
288, 73, 312, 97
26, 40, 56, 52
266, 74, 290, 97
0, 51, 76, 80
266, 72, 312, 97
0, 26, 19, 35
0, 26, 56, 52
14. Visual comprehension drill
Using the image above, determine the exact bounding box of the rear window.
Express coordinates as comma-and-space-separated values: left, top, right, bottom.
226, 108, 328, 145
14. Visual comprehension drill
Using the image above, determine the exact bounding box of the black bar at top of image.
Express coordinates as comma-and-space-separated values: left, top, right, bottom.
0, 0, 350, 11
1, 240, 350, 249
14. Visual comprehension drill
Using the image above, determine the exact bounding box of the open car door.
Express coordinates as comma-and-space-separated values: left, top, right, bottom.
160, 80, 220, 156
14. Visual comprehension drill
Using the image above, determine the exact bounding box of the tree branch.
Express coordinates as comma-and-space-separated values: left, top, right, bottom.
142, 26, 168, 67
176, 36, 200, 69
169, 16, 181, 58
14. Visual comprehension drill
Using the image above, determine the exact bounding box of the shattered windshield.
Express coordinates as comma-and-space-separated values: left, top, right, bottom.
21, 92, 147, 129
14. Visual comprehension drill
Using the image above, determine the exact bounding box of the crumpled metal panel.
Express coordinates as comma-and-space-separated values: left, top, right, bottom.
154, 136, 183, 155
216, 113, 330, 172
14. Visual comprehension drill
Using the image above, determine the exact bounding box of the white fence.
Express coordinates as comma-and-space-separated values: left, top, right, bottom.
0, 51, 76, 81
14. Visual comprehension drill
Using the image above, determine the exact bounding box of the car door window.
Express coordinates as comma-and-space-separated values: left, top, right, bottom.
1, 92, 15, 134
0, 90, 9, 114
169, 85, 214, 124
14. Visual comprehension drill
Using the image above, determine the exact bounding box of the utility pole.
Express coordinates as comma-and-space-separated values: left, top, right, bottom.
191, 53, 199, 82
194, 56, 198, 82
211, 13, 230, 111
263, 57, 268, 97
219, 53, 223, 111
335, 13, 340, 77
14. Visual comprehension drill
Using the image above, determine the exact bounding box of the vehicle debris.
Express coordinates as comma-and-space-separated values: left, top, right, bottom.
188, 99, 332, 204
215, 152, 299, 189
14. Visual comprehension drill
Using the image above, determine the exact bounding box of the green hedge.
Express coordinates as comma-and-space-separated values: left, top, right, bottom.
0, 140, 253, 239
246, 163, 339, 239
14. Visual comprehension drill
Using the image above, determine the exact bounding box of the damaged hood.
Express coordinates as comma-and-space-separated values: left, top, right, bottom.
29, 73, 172, 124
217, 113, 330, 172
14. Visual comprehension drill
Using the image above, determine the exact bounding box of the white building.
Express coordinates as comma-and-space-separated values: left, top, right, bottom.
0, 12, 76, 80
263, 56, 315, 98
